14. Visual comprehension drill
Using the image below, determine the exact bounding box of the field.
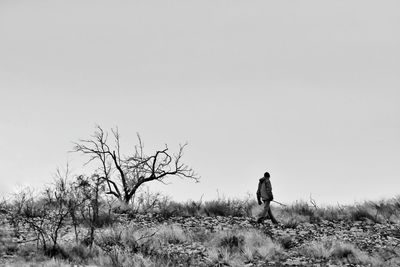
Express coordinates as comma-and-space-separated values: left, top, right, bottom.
1, 196, 400, 267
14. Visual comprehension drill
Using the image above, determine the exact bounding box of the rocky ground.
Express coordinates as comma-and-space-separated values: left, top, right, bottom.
125, 214, 400, 266
1, 213, 400, 266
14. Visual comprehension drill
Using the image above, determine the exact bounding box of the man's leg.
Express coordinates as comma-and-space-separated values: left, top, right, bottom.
267, 203, 279, 224
257, 200, 269, 223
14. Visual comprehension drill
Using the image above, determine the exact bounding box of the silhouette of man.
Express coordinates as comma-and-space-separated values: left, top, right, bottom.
256, 172, 278, 224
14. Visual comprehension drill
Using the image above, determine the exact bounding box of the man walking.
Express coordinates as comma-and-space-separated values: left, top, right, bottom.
256, 172, 278, 224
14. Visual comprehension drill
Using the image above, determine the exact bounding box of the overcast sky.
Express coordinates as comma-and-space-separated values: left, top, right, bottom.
1, 0, 399, 205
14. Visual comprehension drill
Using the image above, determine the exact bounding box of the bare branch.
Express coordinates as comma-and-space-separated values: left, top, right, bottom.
74, 126, 199, 203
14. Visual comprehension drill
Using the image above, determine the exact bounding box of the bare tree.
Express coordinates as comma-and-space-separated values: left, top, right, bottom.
73, 173, 105, 247
73, 126, 199, 203
9, 170, 73, 254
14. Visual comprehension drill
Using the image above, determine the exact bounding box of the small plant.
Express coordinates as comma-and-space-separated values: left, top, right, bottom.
278, 235, 296, 250
349, 205, 380, 223
330, 242, 355, 259
205, 247, 245, 267
219, 234, 245, 252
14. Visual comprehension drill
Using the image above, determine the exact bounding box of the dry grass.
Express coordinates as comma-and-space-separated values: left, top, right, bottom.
94, 223, 195, 266
155, 224, 190, 244
271, 197, 400, 225
205, 228, 284, 265
300, 239, 387, 266
2, 259, 74, 267
3, 195, 400, 266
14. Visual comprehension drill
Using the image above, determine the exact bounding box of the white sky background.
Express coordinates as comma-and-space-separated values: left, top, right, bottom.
0, 0, 399, 205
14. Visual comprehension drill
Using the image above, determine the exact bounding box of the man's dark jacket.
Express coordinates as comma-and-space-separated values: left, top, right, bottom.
257, 177, 273, 202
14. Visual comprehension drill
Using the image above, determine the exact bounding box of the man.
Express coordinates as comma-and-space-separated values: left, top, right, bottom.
256, 172, 278, 224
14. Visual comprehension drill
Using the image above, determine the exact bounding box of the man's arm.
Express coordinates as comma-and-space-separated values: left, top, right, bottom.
256, 182, 262, 205
266, 180, 273, 201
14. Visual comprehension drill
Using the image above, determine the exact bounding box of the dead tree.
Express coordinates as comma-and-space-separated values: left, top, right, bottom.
73, 126, 199, 203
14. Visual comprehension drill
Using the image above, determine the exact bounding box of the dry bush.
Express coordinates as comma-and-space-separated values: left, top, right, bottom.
314, 206, 345, 222
277, 234, 296, 250
95, 223, 194, 266
0, 225, 17, 257
300, 239, 385, 266
358, 199, 400, 223
278, 201, 321, 223
206, 247, 245, 267
131, 187, 171, 214
155, 224, 190, 244
281, 197, 400, 224
347, 203, 381, 223
242, 229, 284, 260
8, 182, 72, 255
96, 223, 189, 256
158, 200, 203, 218
131, 191, 257, 218
273, 197, 400, 224
202, 196, 255, 217
206, 229, 284, 265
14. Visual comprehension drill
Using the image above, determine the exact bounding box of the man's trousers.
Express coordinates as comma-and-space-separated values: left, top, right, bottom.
258, 200, 278, 224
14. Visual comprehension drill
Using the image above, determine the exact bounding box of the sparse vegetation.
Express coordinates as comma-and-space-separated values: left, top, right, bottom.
2, 188, 400, 266
1, 126, 400, 266
300, 240, 386, 266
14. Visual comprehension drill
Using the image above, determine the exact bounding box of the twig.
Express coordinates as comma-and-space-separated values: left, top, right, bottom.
272, 200, 287, 207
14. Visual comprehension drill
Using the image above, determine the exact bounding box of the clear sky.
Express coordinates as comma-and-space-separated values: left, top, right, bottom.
1, 0, 399, 205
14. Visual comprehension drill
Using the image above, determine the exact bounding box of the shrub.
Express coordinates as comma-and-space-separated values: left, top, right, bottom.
157, 203, 178, 219
219, 234, 245, 253
349, 205, 380, 223
274, 201, 321, 226
96, 223, 189, 258
205, 247, 244, 267
203, 200, 233, 216
156, 224, 190, 245
300, 240, 384, 265
202, 197, 254, 217
330, 242, 355, 258
207, 229, 283, 263
290, 201, 316, 217
315, 206, 344, 222
367, 199, 400, 223
161, 200, 202, 217
242, 230, 283, 260
277, 235, 296, 250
